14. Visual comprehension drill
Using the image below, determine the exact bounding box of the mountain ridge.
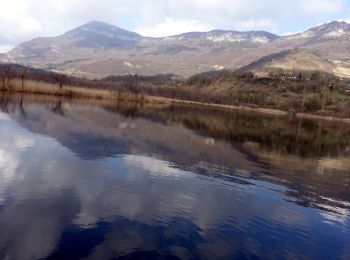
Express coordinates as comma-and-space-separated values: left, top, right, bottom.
2, 20, 350, 78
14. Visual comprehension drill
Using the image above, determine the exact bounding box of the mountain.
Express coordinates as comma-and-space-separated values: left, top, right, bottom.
275, 22, 350, 56
62, 21, 142, 48
9, 21, 142, 59
163, 30, 279, 44
281, 21, 350, 43
3, 21, 350, 78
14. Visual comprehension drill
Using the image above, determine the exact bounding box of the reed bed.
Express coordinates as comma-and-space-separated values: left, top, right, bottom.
1, 78, 151, 103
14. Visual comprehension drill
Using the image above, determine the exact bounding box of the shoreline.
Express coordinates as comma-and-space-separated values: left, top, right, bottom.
148, 96, 350, 123
2, 79, 350, 123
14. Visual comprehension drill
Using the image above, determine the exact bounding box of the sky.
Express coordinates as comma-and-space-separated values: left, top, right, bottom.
0, 0, 350, 53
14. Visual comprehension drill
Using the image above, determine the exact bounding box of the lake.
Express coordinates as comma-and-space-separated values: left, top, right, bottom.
0, 94, 350, 259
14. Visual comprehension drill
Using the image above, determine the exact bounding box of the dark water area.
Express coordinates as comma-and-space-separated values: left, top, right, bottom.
0, 94, 350, 259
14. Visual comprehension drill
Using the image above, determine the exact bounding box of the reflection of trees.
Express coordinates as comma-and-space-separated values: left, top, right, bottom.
19, 98, 27, 119
2, 95, 350, 158
0, 94, 27, 118
105, 103, 140, 118
50, 100, 65, 116
0, 94, 16, 113
106, 104, 350, 158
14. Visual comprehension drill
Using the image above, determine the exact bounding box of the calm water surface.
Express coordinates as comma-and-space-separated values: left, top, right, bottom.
0, 95, 350, 259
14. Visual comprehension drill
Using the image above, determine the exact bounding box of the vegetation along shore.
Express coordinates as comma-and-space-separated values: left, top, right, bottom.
1, 63, 350, 121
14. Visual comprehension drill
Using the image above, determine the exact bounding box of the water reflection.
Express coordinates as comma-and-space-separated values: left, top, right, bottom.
0, 94, 349, 259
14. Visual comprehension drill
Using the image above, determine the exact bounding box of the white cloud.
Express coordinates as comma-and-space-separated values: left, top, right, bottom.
0, 45, 14, 53
0, 118, 38, 205
123, 154, 193, 179
0, 1, 43, 43
282, 31, 302, 36
338, 18, 350, 24
135, 18, 212, 37
0, 113, 10, 121
300, 0, 343, 14
0, 149, 19, 180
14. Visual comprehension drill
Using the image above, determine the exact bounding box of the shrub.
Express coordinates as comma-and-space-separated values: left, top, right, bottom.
305, 97, 322, 111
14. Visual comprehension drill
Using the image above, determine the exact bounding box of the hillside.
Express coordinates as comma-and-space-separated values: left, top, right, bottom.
237, 49, 336, 76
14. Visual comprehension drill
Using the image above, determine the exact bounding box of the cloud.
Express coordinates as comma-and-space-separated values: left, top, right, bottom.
0, 149, 18, 181
0, 45, 14, 53
300, 0, 343, 14
0, 1, 43, 44
0, 0, 348, 46
135, 18, 212, 37
123, 154, 194, 179
338, 18, 350, 24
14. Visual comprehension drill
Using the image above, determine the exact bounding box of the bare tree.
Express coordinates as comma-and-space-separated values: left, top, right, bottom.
19, 67, 29, 89
0, 65, 13, 90
4, 65, 13, 90
301, 78, 310, 112
0, 67, 5, 89
320, 90, 328, 111
53, 73, 67, 89
311, 71, 321, 92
